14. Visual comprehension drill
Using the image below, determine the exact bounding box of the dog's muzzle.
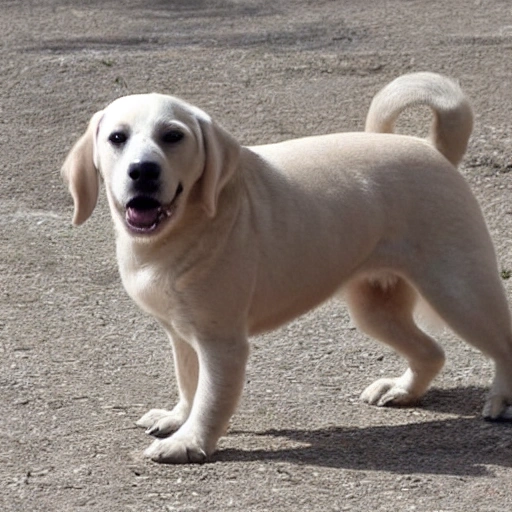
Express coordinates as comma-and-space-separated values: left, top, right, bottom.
125, 184, 183, 234
124, 161, 183, 234
128, 161, 161, 195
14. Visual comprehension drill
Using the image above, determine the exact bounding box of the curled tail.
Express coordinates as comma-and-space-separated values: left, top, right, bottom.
365, 72, 473, 167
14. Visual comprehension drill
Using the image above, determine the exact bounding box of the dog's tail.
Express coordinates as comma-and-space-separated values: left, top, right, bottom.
365, 72, 473, 167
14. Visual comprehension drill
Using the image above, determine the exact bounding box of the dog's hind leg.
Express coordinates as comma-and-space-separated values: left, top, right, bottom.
409, 263, 512, 421
345, 275, 446, 406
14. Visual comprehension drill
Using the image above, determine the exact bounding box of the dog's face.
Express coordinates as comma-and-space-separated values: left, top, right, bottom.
62, 94, 240, 239
97, 94, 207, 237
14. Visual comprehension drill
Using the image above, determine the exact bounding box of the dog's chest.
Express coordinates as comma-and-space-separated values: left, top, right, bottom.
118, 255, 176, 320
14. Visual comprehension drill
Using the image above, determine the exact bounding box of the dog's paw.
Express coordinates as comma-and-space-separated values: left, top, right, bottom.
361, 378, 420, 407
483, 395, 512, 421
136, 408, 187, 437
136, 409, 171, 429
144, 435, 209, 464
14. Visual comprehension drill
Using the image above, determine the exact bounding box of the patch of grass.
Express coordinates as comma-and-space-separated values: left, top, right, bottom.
501, 269, 511, 280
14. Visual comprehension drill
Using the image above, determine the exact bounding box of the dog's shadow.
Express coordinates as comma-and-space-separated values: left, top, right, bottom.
217, 386, 512, 476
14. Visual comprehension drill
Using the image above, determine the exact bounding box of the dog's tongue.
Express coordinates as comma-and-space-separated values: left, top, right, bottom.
126, 206, 160, 228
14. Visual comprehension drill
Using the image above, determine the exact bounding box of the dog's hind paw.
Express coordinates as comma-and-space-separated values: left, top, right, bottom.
483, 395, 512, 421
361, 377, 421, 407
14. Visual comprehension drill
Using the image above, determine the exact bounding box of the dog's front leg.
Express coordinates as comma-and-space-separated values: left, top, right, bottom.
144, 335, 250, 463
136, 331, 199, 436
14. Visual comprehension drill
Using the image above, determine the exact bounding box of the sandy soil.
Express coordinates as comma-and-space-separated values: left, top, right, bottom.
1, 1, 512, 510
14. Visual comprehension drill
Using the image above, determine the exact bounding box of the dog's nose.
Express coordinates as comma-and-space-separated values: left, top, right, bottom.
128, 161, 161, 193
128, 161, 161, 182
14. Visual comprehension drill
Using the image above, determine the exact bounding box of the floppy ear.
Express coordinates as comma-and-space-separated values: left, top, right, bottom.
61, 110, 104, 225
198, 116, 241, 218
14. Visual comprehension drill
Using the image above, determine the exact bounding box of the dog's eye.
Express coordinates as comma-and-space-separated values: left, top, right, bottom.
109, 131, 128, 145
161, 130, 184, 144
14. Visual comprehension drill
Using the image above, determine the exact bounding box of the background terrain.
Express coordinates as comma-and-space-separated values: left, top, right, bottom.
1, 1, 512, 510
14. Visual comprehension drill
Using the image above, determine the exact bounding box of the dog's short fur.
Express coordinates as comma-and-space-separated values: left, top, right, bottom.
62, 72, 512, 463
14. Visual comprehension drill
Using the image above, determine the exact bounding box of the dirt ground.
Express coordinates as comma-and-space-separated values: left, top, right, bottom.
1, 0, 512, 510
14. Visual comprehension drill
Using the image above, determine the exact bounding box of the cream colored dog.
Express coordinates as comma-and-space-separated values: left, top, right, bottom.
62, 72, 512, 464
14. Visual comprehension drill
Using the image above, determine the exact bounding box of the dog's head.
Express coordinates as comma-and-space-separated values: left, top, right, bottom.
61, 94, 240, 238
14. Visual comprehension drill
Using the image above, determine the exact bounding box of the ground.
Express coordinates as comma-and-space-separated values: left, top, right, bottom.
1, 1, 512, 511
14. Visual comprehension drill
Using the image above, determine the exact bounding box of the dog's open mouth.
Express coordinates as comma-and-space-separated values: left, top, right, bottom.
125, 184, 183, 234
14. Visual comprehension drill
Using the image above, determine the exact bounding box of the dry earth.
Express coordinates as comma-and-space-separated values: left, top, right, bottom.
1, 1, 512, 511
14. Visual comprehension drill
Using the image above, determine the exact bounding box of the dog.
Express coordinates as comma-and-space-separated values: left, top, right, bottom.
62, 72, 512, 463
